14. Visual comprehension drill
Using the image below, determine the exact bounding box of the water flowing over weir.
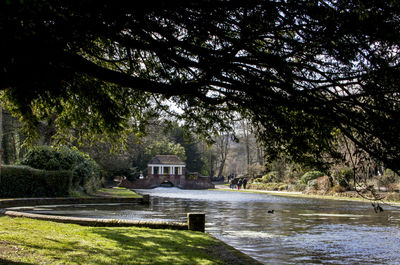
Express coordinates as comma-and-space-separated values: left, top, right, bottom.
14, 188, 400, 264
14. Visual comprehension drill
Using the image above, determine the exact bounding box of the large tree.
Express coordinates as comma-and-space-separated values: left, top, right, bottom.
1, 1, 400, 172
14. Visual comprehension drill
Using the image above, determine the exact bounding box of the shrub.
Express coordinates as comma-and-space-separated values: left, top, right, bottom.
331, 184, 347, 193
278, 183, 288, 191
332, 168, 353, 188
292, 182, 307, 192
317, 176, 332, 192
0, 165, 72, 198
19, 146, 101, 193
247, 182, 287, 191
261, 171, 280, 183
379, 169, 399, 191
300, 171, 325, 185
385, 192, 400, 202
307, 179, 319, 190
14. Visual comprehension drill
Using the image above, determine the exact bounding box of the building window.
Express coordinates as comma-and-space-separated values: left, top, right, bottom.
175, 167, 179, 175
154, 166, 159, 175
164, 167, 169, 175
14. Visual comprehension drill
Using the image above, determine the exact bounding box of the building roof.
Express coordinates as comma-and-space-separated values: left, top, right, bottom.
148, 155, 186, 165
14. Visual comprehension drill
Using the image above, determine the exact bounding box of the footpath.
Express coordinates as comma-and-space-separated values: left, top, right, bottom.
214, 184, 302, 195
214, 184, 400, 206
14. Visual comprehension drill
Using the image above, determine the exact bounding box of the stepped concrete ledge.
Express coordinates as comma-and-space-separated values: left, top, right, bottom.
0, 209, 188, 230
0, 196, 149, 207
0, 196, 195, 231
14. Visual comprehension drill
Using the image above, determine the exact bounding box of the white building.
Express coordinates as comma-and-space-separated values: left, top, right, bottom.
147, 155, 186, 177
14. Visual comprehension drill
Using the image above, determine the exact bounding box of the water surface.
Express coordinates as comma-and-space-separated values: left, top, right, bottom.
16, 188, 400, 264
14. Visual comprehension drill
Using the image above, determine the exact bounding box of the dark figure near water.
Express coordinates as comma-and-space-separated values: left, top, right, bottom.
230, 178, 238, 189
237, 178, 243, 190
372, 203, 383, 213
267, 210, 274, 214
233, 178, 239, 189
243, 178, 247, 189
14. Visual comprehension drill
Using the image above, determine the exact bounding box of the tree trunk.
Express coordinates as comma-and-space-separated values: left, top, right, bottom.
217, 157, 226, 177
239, 119, 252, 166
217, 135, 229, 177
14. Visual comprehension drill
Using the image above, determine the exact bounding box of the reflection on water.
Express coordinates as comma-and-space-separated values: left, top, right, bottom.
15, 188, 400, 264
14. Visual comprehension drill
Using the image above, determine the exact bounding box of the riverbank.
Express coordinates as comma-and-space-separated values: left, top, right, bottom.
214, 184, 400, 206
0, 187, 262, 265
0, 216, 261, 265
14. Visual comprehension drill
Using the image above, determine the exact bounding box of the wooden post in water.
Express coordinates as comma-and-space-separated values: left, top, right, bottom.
187, 212, 205, 232
141, 194, 150, 204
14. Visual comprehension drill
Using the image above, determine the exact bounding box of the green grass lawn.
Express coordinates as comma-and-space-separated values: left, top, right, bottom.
0, 216, 251, 265
94, 187, 142, 198
0, 187, 261, 264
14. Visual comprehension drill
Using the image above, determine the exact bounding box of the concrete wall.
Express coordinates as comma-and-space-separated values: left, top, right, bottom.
0, 197, 207, 232
0, 197, 148, 208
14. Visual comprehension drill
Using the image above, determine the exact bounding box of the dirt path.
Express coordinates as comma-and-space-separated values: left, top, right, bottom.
214, 184, 302, 195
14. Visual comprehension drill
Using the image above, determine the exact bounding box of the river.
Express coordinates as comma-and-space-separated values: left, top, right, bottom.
17, 188, 400, 264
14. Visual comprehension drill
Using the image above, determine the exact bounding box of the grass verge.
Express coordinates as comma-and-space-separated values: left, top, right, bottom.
212, 188, 400, 205
68, 187, 142, 199
0, 216, 260, 265
93, 187, 142, 198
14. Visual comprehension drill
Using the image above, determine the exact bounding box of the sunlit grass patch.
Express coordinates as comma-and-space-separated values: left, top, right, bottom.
95, 187, 142, 198
0, 216, 230, 264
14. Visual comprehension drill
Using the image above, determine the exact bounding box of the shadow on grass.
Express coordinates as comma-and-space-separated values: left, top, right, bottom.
0, 258, 34, 265
5, 226, 223, 264
88, 227, 223, 264
0, 216, 233, 264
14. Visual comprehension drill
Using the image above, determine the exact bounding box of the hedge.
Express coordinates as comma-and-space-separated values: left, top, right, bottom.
0, 165, 72, 198
19, 145, 101, 193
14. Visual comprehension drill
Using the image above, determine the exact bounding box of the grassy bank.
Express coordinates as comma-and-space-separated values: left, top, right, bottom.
93, 187, 142, 198
0, 216, 255, 265
0, 187, 261, 264
67, 186, 143, 198
214, 186, 400, 205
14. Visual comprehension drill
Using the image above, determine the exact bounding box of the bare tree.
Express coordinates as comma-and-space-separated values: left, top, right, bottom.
239, 119, 252, 166
215, 134, 230, 177
237, 119, 265, 175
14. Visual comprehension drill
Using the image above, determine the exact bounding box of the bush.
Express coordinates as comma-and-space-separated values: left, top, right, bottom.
247, 182, 287, 191
331, 184, 347, 193
332, 168, 353, 188
261, 171, 280, 183
307, 179, 319, 190
385, 192, 400, 202
19, 146, 101, 193
317, 176, 332, 192
0, 165, 72, 198
292, 182, 307, 192
300, 171, 325, 185
379, 169, 399, 190
278, 183, 288, 191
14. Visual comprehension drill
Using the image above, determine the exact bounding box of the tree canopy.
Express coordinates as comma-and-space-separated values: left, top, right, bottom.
1, 1, 400, 172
